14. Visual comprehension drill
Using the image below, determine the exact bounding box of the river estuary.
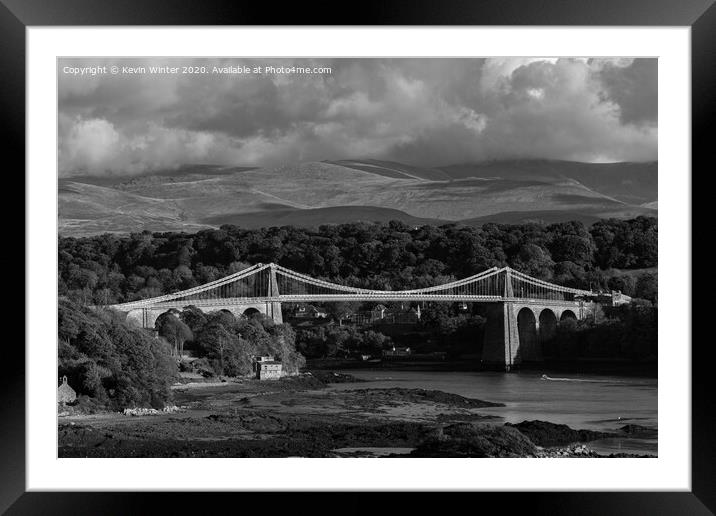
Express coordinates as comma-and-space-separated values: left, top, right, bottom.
331, 368, 658, 456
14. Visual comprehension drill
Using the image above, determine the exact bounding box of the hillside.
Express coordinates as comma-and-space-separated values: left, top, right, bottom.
58, 159, 657, 236
438, 160, 657, 205
204, 206, 444, 229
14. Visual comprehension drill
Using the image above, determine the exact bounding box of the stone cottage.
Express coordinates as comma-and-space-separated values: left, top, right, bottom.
57, 376, 76, 404
253, 355, 282, 380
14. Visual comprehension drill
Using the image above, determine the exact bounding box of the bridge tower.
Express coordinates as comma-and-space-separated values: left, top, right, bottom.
481, 302, 521, 371
266, 263, 283, 324
481, 268, 511, 370
481, 267, 591, 371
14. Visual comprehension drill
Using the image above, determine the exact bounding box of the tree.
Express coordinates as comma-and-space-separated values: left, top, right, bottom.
635, 272, 658, 303
361, 330, 391, 355
195, 322, 239, 375
325, 301, 361, 323
155, 312, 193, 356
512, 243, 554, 280
607, 274, 636, 296
180, 305, 208, 334
547, 229, 595, 267
207, 310, 237, 328
553, 261, 586, 288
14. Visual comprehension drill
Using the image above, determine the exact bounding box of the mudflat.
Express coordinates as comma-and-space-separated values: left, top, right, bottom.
57, 372, 650, 458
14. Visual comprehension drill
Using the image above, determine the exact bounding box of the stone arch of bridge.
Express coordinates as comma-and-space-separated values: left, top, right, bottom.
560, 309, 577, 321
125, 308, 145, 328
538, 308, 558, 343
243, 307, 262, 318
125, 303, 274, 329
125, 308, 163, 330
155, 308, 181, 324
516, 306, 540, 362
215, 308, 237, 320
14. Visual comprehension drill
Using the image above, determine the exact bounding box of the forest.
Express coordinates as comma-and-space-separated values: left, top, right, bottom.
58, 216, 658, 305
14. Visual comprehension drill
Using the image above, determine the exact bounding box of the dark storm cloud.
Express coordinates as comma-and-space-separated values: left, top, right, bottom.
58, 57, 657, 176
597, 58, 658, 125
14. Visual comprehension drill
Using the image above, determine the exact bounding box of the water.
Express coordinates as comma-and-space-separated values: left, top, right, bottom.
330, 368, 657, 456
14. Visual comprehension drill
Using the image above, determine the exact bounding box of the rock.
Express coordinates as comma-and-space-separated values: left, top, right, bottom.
505, 420, 615, 447
408, 423, 538, 457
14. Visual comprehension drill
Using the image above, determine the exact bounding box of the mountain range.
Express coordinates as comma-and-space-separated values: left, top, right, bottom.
58, 159, 657, 237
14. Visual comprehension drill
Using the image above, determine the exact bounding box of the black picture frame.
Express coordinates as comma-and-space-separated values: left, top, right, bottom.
4, 0, 712, 513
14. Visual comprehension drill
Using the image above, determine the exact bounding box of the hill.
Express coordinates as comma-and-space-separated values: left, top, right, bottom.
58, 159, 657, 236
438, 160, 657, 205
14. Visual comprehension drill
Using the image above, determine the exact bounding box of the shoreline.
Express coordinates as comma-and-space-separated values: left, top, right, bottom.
58, 371, 656, 458
306, 358, 658, 378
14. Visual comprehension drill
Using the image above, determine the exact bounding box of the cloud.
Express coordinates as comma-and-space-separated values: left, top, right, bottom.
59, 117, 246, 175
60, 118, 121, 172
388, 58, 656, 164
58, 57, 657, 176
597, 58, 658, 125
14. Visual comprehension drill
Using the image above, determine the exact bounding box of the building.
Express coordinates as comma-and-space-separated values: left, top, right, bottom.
383, 346, 412, 357
370, 304, 387, 321
384, 307, 421, 324
335, 309, 354, 326
256, 361, 282, 380
344, 304, 421, 326
57, 376, 76, 404
254, 355, 274, 366
594, 290, 633, 307
253, 355, 283, 380
610, 291, 633, 306
292, 304, 328, 319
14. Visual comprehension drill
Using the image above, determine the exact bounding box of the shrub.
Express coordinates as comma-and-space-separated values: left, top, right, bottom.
191, 357, 216, 378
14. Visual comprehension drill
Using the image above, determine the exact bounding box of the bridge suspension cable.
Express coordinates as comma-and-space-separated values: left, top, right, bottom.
112, 262, 596, 311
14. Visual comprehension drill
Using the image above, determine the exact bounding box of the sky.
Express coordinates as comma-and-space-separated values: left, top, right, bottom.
58, 57, 657, 177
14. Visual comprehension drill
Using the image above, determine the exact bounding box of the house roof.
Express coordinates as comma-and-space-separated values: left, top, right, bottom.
295, 304, 326, 312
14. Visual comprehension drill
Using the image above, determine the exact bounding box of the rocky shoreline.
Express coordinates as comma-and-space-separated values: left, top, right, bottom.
58, 372, 655, 458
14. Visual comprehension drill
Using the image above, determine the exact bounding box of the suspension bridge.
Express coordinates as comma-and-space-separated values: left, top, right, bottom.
110, 262, 603, 371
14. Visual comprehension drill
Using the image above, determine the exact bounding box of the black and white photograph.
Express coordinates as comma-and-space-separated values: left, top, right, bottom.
56, 56, 658, 459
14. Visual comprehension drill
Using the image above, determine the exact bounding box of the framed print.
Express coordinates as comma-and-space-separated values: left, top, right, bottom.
5, 0, 714, 513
